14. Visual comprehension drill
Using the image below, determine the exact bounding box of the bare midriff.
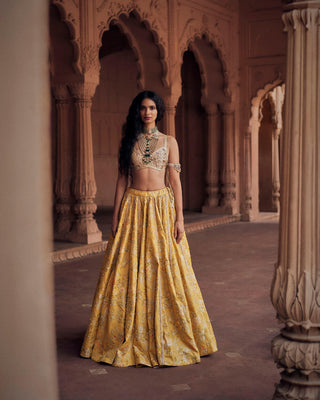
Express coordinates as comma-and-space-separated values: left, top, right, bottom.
131, 168, 166, 191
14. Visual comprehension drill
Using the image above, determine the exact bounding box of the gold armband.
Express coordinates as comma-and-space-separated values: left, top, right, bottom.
167, 163, 181, 173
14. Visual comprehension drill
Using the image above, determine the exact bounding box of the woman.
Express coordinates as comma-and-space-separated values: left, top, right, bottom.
80, 90, 217, 367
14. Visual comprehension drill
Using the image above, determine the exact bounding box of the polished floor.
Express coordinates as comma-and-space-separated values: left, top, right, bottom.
55, 219, 280, 400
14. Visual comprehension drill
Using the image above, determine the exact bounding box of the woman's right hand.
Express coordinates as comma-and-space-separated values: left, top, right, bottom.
111, 217, 119, 238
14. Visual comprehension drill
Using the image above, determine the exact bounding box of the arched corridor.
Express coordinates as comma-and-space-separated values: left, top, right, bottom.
243, 81, 284, 221
2, 0, 320, 399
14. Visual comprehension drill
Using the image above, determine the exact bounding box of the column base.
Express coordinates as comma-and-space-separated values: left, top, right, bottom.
69, 231, 102, 244
54, 204, 73, 241
241, 209, 259, 221
54, 231, 72, 242
273, 376, 320, 400
202, 205, 221, 214
218, 204, 238, 215
69, 219, 102, 244
202, 205, 238, 216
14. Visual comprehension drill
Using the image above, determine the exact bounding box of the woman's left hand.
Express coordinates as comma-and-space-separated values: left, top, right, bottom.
174, 220, 185, 244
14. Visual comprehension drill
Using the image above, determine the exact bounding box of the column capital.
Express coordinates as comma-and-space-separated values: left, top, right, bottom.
52, 84, 70, 101
163, 94, 179, 111
273, 127, 282, 140
69, 81, 98, 100
282, 5, 320, 31
164, 103, 176, 113
219, 102, 235, 115
162, 96, 178, 137
205, 103, 219, 116
284, 1, 320, 11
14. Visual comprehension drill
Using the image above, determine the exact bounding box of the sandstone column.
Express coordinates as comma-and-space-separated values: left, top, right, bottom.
163, 102, 177, 137
202, 104, 221, 212
243, 127, 254, 220
220, 103, 236, 214
271, 2, 320, 398
69, 81, 102, 244
242, 107, 262, 221
52, 84, 73, 240
269, 86, 284, 214
271, 123, 281, 213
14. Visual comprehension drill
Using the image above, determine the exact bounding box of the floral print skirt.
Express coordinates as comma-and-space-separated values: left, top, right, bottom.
80, 187, 217, 367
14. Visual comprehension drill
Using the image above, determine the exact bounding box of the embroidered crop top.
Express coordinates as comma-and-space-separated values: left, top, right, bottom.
131, 134, 181, 173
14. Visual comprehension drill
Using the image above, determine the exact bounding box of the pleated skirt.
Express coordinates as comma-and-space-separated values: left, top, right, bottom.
80, 187, 217, 367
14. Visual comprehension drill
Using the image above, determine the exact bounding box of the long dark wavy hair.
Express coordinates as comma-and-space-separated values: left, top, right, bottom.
119, 90, 165, 176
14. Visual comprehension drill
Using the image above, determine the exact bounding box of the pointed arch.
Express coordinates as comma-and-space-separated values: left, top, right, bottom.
51, 0, 81, 74
179, 21, 232, 101
188, 42, 208, 106
243, 78, 285, 220
96, 6, 169, 88
108, 19, 145, 89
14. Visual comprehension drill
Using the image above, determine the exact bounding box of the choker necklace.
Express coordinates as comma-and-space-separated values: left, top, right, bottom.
143, 126, 158, 135
138, 129, 159, 164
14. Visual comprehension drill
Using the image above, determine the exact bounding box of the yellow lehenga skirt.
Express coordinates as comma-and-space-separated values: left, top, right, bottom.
80, 187, 217, 367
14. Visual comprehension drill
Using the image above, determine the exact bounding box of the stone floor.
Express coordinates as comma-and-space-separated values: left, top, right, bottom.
52, 209, 241, 262
55, 219, 281, 400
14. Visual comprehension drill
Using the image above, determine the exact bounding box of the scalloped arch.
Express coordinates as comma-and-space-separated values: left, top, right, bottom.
250, 78, 284, 111
248, 78, 284, 130
108, 19, 145, 90
243, 78, 285, 220
51, 1, 81, 74
96, 7, 169, 88
179, 22, 231, 100
188, 43, 209, 106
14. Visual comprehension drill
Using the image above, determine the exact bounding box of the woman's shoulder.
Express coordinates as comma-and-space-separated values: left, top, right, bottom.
158, 132, 178, 144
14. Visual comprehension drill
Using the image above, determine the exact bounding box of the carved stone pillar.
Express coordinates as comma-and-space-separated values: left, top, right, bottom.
220, 103, 236, 214
163, 102, 176, 137
202, 104, 220, 212
242, 107, 262, 221
272, 124, 281, 213
69, 81, 102, 244
271, 3, 320, 399
243, 127, 253, 221
52, 84, 73, 240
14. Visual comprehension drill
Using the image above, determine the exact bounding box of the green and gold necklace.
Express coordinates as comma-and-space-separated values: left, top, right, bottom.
138, 127, 159, 165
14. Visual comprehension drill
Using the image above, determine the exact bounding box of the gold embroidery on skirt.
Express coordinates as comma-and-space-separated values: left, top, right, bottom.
80, 187, 217, 367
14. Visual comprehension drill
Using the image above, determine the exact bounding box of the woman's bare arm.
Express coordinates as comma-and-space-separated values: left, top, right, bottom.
167, 136, 184, 244
111, 171, 128, 237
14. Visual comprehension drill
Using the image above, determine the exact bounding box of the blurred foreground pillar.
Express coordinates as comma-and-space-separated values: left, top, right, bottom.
0, 1, 58, 399
271, 2, 320, 399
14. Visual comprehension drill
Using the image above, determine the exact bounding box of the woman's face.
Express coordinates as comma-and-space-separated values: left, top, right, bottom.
140, 98, 158, 126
